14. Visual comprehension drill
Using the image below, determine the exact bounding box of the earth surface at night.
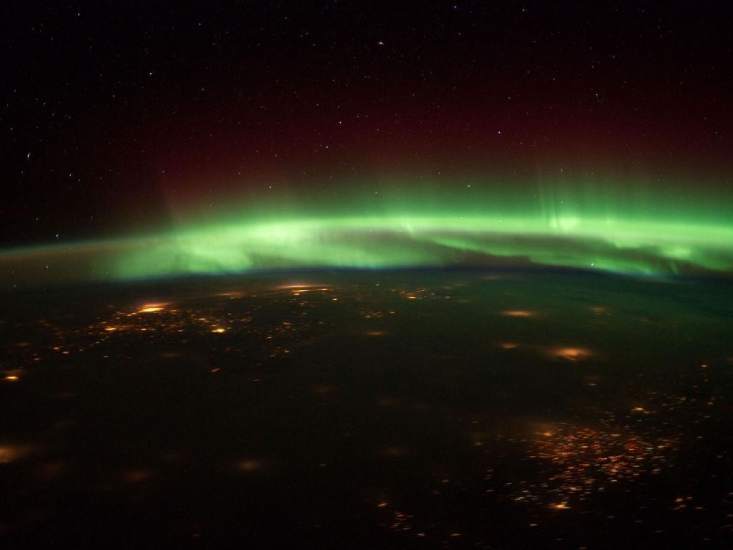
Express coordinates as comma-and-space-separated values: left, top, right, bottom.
1, 269, 733, 548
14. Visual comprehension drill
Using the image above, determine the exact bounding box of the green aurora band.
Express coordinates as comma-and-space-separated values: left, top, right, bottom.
3, 183, 733, 284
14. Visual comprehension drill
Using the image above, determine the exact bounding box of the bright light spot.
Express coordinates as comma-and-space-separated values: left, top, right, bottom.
501, 309, 536, 318
278, 283, 318, 290
499, 341, 519, 349
549, 346, 593, 361
217, 291, 243, 298
0, 444, 32, 463
137, 303, 167, 313
211, 327, 227, 334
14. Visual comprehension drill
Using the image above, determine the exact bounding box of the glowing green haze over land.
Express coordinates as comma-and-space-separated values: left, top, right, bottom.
2, 181, 733, 285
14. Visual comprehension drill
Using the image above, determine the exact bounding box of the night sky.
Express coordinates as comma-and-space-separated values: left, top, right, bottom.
2, 2, 733, 282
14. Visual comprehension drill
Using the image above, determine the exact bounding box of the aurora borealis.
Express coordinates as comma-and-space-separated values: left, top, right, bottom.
3, 179, 732, 285
2, 2, 732, 285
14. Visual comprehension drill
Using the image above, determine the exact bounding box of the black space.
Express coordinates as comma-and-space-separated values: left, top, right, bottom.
2, 2, 732, 246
